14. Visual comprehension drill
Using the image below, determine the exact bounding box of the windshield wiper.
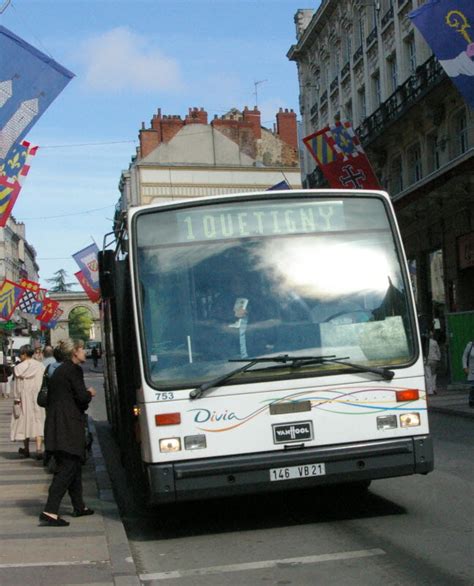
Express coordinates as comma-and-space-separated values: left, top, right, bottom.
189, 353, 394, 401
230, 354, 394, 380
291, 356, 395, 380
189, 354, 336, 400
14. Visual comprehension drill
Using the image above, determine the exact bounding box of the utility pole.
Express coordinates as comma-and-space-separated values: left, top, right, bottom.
253, 79, 267, 108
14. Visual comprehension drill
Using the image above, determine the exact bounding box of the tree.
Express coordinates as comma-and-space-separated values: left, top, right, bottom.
46, 269, 75, 292
68, 307, 93, 341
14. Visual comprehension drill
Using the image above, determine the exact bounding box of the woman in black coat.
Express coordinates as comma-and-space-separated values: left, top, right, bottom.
39, 339, 96, 527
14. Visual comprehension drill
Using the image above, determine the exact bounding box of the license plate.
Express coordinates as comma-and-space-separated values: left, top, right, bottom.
269, 462, 326, 482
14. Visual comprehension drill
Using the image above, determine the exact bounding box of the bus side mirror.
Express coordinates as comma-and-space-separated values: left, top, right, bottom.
99, 250, 115, 299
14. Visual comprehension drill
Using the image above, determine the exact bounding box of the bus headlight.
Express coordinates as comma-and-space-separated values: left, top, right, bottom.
400, 413, 421, 428
377, 414, 397, 430
159, 437, 181, 452
184, 434, 207, 450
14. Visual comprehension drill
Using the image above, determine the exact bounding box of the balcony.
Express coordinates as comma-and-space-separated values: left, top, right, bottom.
381, 6, 394, 28
353, 45, 363, 64
341, 61, 350, 79
366, 27, 377, 47
356, 55, 445, 145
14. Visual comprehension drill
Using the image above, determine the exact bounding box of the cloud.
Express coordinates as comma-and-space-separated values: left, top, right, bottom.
78, 27, 183, 93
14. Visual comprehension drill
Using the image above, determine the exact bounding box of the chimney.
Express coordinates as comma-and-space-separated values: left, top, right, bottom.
242, 105, 261, 139
276, 108, 297, 149
139, 121, 160, 159
161, 115, 185, 142
185, 107, 208, 125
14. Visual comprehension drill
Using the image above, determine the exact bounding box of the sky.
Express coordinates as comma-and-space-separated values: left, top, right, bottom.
1, 0, 319, 290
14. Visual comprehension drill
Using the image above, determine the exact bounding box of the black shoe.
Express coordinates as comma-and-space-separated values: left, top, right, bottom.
18, 448, 30, 458
39, 512, 70, 526
35, 452, 43, 461
71, 507, 94, 517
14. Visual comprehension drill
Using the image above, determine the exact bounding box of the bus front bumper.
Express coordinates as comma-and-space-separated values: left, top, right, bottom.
146, 435, 433, 504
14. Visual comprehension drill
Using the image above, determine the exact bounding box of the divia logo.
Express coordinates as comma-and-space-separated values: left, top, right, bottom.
187, 407, 265, 432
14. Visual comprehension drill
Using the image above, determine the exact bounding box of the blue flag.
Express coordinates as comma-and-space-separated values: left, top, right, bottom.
0, 26, 74, 164
409, 0, 474, 108
267, 180, 290, 191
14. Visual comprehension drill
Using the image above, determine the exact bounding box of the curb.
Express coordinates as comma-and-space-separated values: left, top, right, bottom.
88, 418, 141, 586
428, 405, 474, 420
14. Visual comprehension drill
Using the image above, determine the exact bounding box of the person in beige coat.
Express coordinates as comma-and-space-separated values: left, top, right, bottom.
10, 344, 46, 459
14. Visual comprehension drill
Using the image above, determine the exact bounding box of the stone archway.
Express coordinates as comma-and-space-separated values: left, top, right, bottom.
48, 291, 101, 347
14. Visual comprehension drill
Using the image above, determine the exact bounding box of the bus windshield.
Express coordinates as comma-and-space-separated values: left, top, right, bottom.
134, 195, 415, 389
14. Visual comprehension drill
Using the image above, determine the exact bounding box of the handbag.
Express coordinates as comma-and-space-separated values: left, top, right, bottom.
12, 402, 21, 419
37, 370, 49, 408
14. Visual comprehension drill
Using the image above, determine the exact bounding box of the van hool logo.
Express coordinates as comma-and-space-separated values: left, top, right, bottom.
272, 421, 313, 444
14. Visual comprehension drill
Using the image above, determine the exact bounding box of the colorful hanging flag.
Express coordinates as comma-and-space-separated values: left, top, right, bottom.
36, 298, 59, 323
18, 277, 40, 293
303, 122, 381, 189
36, 288, 47, 301
409, 0, 474, 108
17, 288, 37, 313
0, 278, 26, 320
75, 270, 100, 303
73, 243, 100, 291
0, 140, 37, 227
30, 300, 43, 315
41, 307, 63, 329
0, 26, 74, 165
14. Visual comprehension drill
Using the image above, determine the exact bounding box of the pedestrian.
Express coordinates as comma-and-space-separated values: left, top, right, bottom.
43, 344, 65, 471
42, 345, 55, 370
0, 353, 12, 399
91, 345, 99, 368
10, 344, 46, 459
462, 340, 474, 408
40, 338, 96, 527
426, 330, 441, 395
33, 346, 44, 362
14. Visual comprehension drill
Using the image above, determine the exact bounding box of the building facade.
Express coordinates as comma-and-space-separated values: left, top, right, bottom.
288, 0, 473, 365
118, 106, 302, 219
0, 216, 40, 334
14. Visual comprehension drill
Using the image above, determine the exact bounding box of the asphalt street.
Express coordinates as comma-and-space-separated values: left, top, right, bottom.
86, 363, 474, 586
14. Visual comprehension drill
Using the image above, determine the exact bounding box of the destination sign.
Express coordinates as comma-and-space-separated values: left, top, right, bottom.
176, 201, 345, 243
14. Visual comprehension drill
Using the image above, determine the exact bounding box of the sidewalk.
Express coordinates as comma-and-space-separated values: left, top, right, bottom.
0, 397, 140, 586
427, 381, 474, 420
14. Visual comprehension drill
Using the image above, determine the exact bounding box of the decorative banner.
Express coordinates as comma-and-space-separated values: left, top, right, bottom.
0, 278, 26, 320
17, 288, 37, 313
72, 243, 100, 291
303, 122, 381, 189
75, 270, 100, 303
0, 140, 37, 227
36, 288, 47, 301
18, 277, 40, 293
41, 307, 63, 329
409, 0, 474, 108
0, 25, 74, 164
36, 298, 59, 323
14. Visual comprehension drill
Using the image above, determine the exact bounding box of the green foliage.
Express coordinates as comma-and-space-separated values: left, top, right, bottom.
68, 307, 93, 341
47, 269, 75, 292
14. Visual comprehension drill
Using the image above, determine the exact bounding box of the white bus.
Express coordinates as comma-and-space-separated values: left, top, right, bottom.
100, 189, 433, 504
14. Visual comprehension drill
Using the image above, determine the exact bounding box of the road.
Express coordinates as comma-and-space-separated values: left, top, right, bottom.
85, 363, 473, 585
